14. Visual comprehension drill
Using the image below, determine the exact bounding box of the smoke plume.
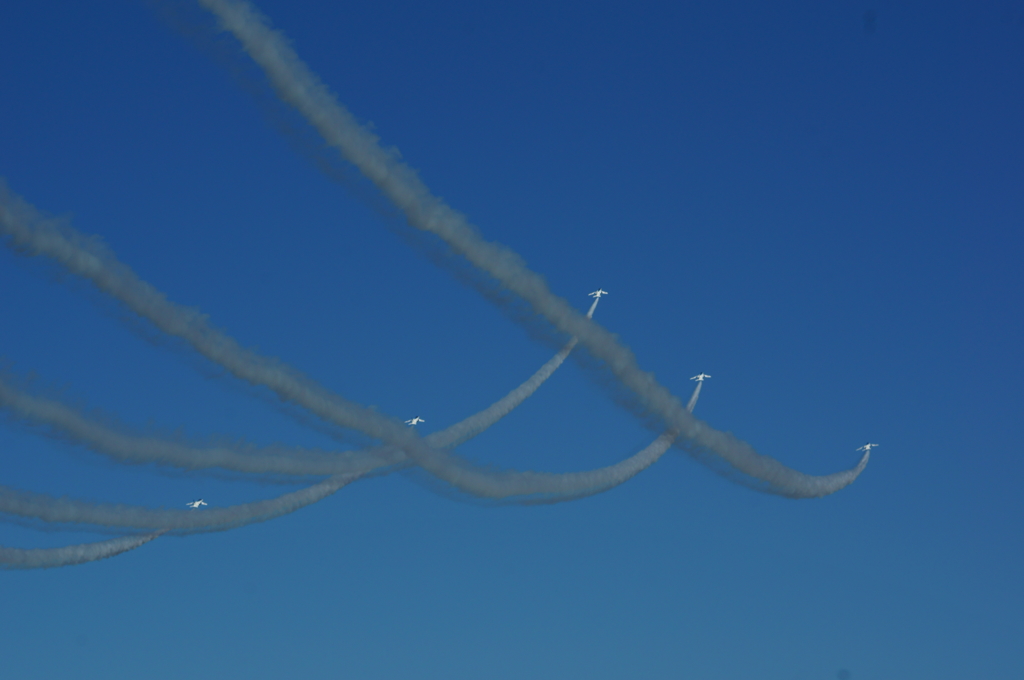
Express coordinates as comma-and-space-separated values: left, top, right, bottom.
195, 0, 869, 498
0, 0, 871, 567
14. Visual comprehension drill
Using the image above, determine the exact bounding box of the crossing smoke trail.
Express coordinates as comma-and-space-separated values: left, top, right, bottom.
0, 182, 713, 505
0, 181, 695, 550
0, 0, 870, 566
0, 184, 602, 483
0, 297, 691, 530
0, 295, 602, 477
0, 372, 381, 476
195, 0, 870, 498
0, 335, 581, 477
0, 532, 163, 570
0, 383, 691, 533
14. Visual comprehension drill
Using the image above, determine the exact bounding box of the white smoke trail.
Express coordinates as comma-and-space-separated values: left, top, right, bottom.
0, 266, 630, 537
0, 181, 569, 496
0, 363, 690, 532
0, 372, 386, 475
0, 181, 404, 446
0, 474, 358, 532
417, 295, 599, 449
687, 380, 703, 413
0, 281, 595, 477
193, 0, 870, 498
2, 181, 712, 502
417, 373, 702, 505
0, 329, 582, 477
445, 432, 676, 504
0, 368, 695, 544
0, 532, 162, 569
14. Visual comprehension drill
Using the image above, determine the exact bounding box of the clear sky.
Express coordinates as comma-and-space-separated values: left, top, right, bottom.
1, 1, 1022, 678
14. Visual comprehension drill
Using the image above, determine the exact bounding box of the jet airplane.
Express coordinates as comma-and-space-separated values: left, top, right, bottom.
186, 499, 207, 509
589, 289, 608, 299
690, 373, 711, 382
856, 443, 879, 453
405, 417, 425, 426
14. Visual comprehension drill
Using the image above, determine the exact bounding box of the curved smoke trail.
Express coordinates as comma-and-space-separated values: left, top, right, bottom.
405, 357, 697, 504
0, 295, 600, 477
0, 372, 383, 476
195, 0, 869, 498
0, 474, 359, 533
0, 1, 870, 568
1, 183, 705, 503
0, 532, 163, 570
0, 386, 684, 534
0, 334, 580, 477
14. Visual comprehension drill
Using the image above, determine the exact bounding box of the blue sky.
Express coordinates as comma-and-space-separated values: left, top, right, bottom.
1, 1, 1022, 678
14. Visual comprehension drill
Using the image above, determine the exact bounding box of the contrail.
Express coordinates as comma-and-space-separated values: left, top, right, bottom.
194, 0, 869, 498
687, 380, 703, 413
438, 432, 676, 504
412, 373, 703, 505
0, 260, 596, 479
2, 182, 716, 502
0, 236, 641, 538
0, 371, 385, 476
0, 474, 359, 533
0, 328, 584, 477
0, 2, 871, 569
0, 180, 480, 506
0, 329, 673, 531
393, 294, 601, 452
0, 532, 163, 570
0, 181, 407, 448
0, 362, 691, 535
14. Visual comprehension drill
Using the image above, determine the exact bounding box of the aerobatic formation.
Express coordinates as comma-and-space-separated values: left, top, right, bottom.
0, 0, 872, 569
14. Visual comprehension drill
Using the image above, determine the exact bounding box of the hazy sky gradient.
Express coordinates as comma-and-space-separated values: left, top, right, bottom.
0, 1, 1021, 678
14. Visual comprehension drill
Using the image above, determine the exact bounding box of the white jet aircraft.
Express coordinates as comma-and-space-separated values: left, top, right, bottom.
589, 289, 608, 299
856, 443, 879, 453
405, 417, 425, 426
690, 373, 711, 382
186, 499, 207, 509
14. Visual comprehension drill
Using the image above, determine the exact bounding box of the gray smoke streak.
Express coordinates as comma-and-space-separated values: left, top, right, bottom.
448, 432, 676, 504
2, 181, 701, 502
0, 0, 872, 569
0, 182, 534, 498
0, 474, 358, 533
0, 532, 162, 569
0, 181, 403, 447
0, 328, 581, 477
418, 372, 704, 505
0, 372, 386, 476
196, 0, 869, 498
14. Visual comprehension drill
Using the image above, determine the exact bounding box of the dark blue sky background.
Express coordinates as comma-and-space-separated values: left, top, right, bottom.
1, 1, 1021, 678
